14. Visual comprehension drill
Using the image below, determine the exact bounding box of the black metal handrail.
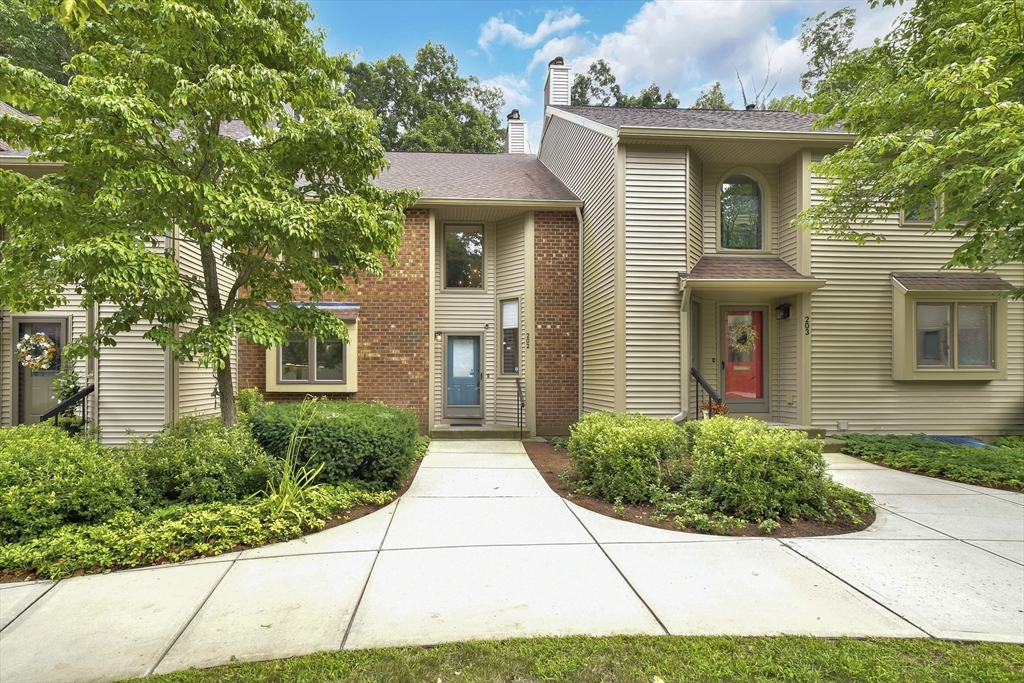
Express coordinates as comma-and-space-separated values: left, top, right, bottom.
690, 367, 722, 407
515, 376, 525, 441
40, 384, 95, 425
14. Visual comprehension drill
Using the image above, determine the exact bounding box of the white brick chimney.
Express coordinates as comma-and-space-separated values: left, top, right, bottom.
544, 57, 571, 108
505, 109, 527, 154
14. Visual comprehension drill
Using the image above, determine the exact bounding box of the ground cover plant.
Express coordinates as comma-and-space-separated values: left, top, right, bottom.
138, 635, 1024, 683
0, 400, 414, 580
562, 414, 872, 535
247, 400, 420, 490
838, 434, 1024, 491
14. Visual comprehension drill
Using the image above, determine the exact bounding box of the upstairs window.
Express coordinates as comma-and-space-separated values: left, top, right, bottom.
445, 225, 484, 288
720, 174, 763, 250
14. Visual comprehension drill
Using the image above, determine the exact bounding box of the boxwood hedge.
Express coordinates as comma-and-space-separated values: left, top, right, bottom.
247, 400, 419, 489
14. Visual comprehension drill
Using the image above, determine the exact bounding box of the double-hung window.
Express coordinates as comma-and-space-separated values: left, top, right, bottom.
500, 298, 520, 375
892, 273, 1009, 380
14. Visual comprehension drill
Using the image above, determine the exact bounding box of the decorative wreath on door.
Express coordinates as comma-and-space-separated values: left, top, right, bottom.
16, 333, 57, 371
727, 323, 758, 355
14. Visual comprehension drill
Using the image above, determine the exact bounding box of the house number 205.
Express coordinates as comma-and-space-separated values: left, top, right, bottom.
804, 317, 810, 336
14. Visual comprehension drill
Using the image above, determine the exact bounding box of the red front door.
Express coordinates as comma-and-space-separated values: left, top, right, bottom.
723, 310, 764, 404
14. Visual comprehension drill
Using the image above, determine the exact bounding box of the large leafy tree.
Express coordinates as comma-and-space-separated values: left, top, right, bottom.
345, 42, 505, 153
0, 0, 75, 84
796, 0, 1024, 298
0, 0, 417, 425
691, 81, 732, 110
799, 7, 862, 113
570, 59, 680, 108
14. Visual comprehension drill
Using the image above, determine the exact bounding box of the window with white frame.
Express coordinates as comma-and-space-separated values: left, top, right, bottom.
500, 298, 519, 375
720, 174, 763, 250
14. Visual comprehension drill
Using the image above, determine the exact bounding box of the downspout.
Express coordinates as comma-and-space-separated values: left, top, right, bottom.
575, 206, 584, 421
672, 285, 692, 424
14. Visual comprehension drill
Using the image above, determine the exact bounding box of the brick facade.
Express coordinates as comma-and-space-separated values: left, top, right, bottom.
533, 211, 580, 435
237, 208, 431, 431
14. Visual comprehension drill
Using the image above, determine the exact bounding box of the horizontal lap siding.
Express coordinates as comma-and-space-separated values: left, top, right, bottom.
778, 156, 800, 269
773, 296, 799, 424
540, 116, 616, 413
495, 217, 526, 426
810, 157, 1024, 435
624, 147, 686, 416
175, 238, 219, 419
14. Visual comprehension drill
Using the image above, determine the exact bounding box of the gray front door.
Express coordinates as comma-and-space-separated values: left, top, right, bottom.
17, 320, 65, 424
446, 335, 482, 418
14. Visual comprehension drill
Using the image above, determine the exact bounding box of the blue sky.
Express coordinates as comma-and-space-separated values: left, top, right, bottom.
309, 1, 910, 150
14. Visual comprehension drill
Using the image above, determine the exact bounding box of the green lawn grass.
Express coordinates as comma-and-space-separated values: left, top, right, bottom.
139, 635, 1024, 683
838, 434, 1024, 491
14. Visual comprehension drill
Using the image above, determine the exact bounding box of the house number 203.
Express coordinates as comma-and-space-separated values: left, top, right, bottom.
804, 316, 810, 336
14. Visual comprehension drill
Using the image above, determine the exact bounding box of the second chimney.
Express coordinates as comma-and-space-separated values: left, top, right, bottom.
506, 109, 527, 154
544, 57, 571, 108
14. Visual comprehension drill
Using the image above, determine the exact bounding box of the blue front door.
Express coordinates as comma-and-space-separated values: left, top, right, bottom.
446, 335, 481, 416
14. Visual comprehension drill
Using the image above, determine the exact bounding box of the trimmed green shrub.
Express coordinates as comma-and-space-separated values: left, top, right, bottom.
128, 417, 280, 505
0, 425, 139, 542
684, 417, 871, 523
247, 400, 419, 489
568, 412, 688, 504
235, 387, 266, 414
840, 433, 1024, 491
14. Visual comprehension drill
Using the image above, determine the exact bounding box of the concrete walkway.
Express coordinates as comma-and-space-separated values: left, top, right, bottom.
1, 441, 1022, 682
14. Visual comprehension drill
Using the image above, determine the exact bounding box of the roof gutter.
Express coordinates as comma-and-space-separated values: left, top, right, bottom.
617, 126, 856, 145
410, 197, 584, 209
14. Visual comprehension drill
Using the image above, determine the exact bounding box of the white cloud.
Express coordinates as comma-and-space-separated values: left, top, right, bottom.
479, 74, 534, 107
478, 8, 585, 51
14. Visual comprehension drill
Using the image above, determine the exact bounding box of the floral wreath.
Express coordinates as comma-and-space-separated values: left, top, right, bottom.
16, 333, 57, 371
727, 323, 758, 355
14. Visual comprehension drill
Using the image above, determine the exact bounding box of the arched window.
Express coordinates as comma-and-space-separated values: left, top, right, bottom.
720, 174, 763, 250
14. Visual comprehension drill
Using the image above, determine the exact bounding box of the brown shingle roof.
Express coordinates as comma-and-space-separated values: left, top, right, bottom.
681, 256, 816, 281
554, 105, 847, 135
892, 272, 1014, 291
376, 152, 580, 203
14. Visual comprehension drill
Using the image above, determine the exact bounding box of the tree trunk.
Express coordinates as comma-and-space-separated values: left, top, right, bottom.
218, 352, 237, 427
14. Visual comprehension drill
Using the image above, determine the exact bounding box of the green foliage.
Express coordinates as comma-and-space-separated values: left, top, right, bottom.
571, 59, 680, 109
247, 400, 419, 489
691, 81, 733, 110
684, 417, 871, 524
235, 388, 266, 415
0, 0, 419, 427
796, 0, 1024, 293
567, 412, 687, 505
798, 7, 859, 105
0, 0, 75, 85
839, 433, 1024, 491
550, 436, 569, 451
345, 42, 505, 153
415, 435, 430, 459
128, 417, 280, 506
0, 425, 139, 542
0, 483, 393, 579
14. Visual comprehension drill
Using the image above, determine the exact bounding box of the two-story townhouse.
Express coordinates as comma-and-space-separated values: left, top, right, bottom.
536, 58, 1023, 437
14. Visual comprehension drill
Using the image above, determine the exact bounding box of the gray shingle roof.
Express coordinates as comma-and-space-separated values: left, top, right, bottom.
0, 101, 36, 157
554, 106, 846, 134
681, 256, 817, 280
376, 152, 580, 203
892, 272, 1014, 291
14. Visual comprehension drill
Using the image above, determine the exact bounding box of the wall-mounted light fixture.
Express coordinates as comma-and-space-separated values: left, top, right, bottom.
775, 303, 792, 320
434, 331, 442, 342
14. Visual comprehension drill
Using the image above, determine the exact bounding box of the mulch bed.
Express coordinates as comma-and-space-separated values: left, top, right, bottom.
523, 439, 874, 538
0, 457, 424, 584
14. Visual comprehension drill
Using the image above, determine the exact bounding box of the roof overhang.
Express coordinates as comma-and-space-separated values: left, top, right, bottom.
616, 127, 856, 146
681, 277, 826, 298
410, 197, 584, 209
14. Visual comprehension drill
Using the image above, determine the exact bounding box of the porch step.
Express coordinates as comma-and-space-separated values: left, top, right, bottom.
821, 437, 845, 453
429, 425, 525, 440
766, 423, 828, 439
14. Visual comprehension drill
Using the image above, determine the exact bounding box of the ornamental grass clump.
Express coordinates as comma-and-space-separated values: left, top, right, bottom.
568, 412, 688, 505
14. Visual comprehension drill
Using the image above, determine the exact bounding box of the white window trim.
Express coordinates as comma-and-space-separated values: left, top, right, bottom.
716, 166, 773, 254
892, 283, 1007, 381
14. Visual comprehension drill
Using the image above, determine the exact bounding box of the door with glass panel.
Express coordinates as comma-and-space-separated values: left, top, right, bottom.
720, 308, 768, 414
445, 335, 482, 418
16, 320, 65, 424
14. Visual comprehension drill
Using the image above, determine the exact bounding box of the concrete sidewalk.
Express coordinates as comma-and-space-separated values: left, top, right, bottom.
1, 442, 1022, 682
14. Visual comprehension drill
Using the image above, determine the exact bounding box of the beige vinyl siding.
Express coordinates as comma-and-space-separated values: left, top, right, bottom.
778, 155, 800, 268
1, 293, 89, 427
702, 162, 779, 255
433, 223, 498, 425
686, 150, 704, 272
96, 303, 168, 444
539, 114, 617, 412
495, 216, 527, 425
772, 296, 799, 424
623, 146, 687, 415
809, 155, 1024, 436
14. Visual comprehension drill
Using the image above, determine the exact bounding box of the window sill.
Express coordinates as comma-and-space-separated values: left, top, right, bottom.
894, 368, 1005, 382
264, 384, 357, 394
